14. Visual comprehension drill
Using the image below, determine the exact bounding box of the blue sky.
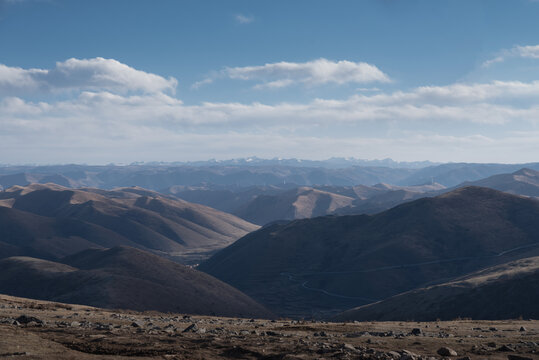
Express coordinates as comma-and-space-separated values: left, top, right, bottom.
1, 0, 539, 164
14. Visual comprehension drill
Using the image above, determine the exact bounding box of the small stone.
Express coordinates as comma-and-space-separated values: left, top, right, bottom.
519, 326, 527, 332
497, 345, 515, 352
411, 328, 422, 336
131, 321, 143, 328
437, 347, 458, 357
182, 323, 198, 333
15, 315, 42, 324
401, 350, 419, 357
342, 343, 357, 352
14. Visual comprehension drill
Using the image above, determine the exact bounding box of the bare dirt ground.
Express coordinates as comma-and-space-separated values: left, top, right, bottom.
0, 294, 537, 360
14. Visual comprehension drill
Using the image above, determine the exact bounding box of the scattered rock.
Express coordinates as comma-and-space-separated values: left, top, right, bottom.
519, 326, 527, 332
437, 347, 458, 356
411, 328, 422, 336
94, 323, 112, 331
314, 331, 328, 337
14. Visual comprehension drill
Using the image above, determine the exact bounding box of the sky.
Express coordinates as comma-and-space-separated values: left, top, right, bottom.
1, 0, 539, 164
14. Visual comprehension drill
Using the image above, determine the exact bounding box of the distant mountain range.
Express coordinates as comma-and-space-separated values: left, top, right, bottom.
0, 183, 258, 263
171, 168, 539, 225
139, 157, 439, 169
0, 246, 272, 318
2, 161, 539, 191
199, 187, 539, 318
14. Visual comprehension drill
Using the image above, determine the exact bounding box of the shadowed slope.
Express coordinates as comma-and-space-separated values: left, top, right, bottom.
0, 246, 273, 318
0, 206, 133, 260
334, 256, 539, 321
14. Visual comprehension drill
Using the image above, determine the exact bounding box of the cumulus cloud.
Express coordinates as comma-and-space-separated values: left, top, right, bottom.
482, 44, 539, 67
193, 58, 390, 89
0, 57, 177, 95
2, 57, 539, 163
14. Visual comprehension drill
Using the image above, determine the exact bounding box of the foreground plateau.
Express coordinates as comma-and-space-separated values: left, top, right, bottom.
0, 294, 537, 360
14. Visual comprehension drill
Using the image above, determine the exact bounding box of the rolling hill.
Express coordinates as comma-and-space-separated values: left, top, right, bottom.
172, 183, 444, 226
334, 256, 539, 321
0, 246, 272, 318
456, 168, 539, 198
199, 187, 539, 318
0, 183, 258, 263
233, 187, 355, 225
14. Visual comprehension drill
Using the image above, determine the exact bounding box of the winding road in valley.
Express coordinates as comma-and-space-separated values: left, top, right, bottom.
280, 241, 539, 301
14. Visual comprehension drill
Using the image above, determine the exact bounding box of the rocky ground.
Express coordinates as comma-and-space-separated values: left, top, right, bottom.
0, 294, 537, 360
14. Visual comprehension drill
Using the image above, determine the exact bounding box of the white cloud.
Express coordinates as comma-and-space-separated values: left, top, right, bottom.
235, 14, 254, 24
516, 45, 539, 59
0, 57, 177, 95
482, 44, 539, 67
2, 79, 539, 144
194, 58, 391, 89
191, 77, 215, 90
3, 80, 539, 133
2, 57, 539, 163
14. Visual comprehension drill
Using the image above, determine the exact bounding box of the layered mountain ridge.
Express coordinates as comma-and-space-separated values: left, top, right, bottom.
0, 183, 258, 263
200, 187, 539, 318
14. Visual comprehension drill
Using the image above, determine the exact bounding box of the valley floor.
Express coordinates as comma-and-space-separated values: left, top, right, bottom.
0, 294, 537, 360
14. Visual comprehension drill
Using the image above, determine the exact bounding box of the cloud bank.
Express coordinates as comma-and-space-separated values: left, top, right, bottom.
1, 57, 539, 163
193, 58, 390, 89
